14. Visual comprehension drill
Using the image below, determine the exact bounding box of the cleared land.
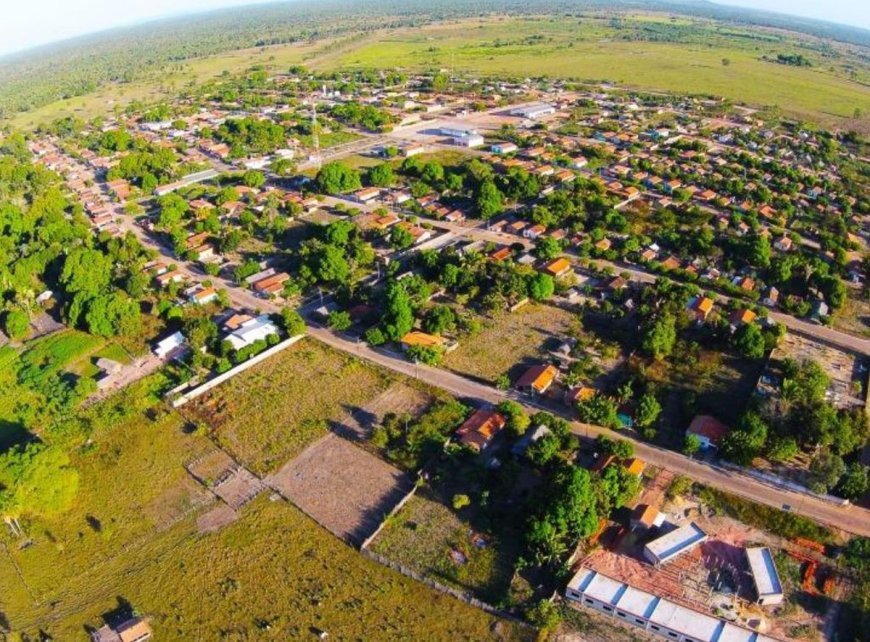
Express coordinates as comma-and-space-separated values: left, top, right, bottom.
444, 304, 579, 384
184, 338, 392, 474
267, 433, 413, 545
0, 375, 530, 641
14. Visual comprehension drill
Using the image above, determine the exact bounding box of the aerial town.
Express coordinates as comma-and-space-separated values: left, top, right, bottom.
1, 16, 869, 641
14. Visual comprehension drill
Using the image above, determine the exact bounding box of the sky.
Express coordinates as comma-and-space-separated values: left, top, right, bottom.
0, 0, 868, 58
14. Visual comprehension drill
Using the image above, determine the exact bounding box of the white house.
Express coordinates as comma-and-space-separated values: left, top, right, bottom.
154, 331, 187, 359
225, 315, 279, 350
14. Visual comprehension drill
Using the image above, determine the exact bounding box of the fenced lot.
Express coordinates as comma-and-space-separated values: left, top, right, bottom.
331, 381, 434, 440
443, 304, 579, 384
184, 338, 392, 474
267, 433, 414, 546
369, 490, 521, 604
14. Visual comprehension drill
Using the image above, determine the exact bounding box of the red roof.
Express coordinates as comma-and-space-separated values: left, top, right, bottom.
455, 409, 506, 452
687, 415, 729, 445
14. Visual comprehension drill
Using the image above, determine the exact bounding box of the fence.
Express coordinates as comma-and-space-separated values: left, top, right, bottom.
360, 548, 530, 627
359, 479, 420, 551
170, 334, 304, 407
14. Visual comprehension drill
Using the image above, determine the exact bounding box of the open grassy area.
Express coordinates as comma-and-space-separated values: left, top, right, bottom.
185, 338, 393, 474
328, 16, 870, 127
0, 376, 530, 641
10, 15, 868, 131
371, 490, 520, 604
444, 304, 579, 384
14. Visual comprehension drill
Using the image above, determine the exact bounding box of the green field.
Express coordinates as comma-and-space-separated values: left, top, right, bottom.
184, 338, 393, 474
0, 375, 530, 641
9, 15, 870, 131
328, 17, 870, 126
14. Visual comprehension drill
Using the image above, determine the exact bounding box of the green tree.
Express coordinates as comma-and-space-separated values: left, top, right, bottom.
422, 305, 456, 335
808, 449, 845, 494
528, 273, 555, 301
368, 163, 394, 187
635, 392, 661, 428
0, 443, 79, 521
315, 161, 361, 194
733, 323, 766, 359
242, 170, 266, 189
327, 310, 352, 331
279, 308, 305, 336
3, 310, 30, 341
684, 433, 702, 457
83, 292, 142, 337
641, 314, 676, 360
720, 412, 768, 465
496, 400, 531, 437
534, 236, 562, 261
389, 225, 415, 250
838, 463, 870, 501
475, 180, 504, 220
381, 281, 414, 342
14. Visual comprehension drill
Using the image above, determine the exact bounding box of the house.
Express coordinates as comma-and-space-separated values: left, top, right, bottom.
565, 386, 596, 406
692, 296, 714, 322
524, 224, 546, 239
225, 314, 279, 350
729, 308, 757, 329
774, 236, 793, 252
154, 331, 187, 359
511, 423, 551, 456
188, 286, 218, 305
489, 246, 513, 262
762, 286, 780, 307
565, 566, 775, 642
516, 364, 558, 395
686, 414, 729, 449
455, 408, 506, 452
594, 238, 612, 252
509, 102, 556, 119
491, 141, 518, 155
400, 331, 445, 350
354, 187, 381, 203
155, 269, 184, 288
91, 617, 153, 642
541, 257, 571, 278
623, 457, 646, 477
630, 504, 662, 530
252, 272, 290, 296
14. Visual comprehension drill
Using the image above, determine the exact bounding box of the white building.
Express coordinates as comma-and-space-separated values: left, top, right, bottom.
509, 102, 556, 120
154, 331, 186, 359
451, 133, 484, 148
745, 547, 784, 606
225, 315, 279, 350
643, 522, 707, 566
438, 124, 479, 138
565, 567, 778, 642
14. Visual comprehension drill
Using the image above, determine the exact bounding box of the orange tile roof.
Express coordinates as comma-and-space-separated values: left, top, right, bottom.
542, 257, 571, 277
456, 409, 506, 452
400, 331, 445, 348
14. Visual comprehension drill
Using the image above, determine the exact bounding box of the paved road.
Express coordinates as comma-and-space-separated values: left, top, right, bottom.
306, 325, 870, 537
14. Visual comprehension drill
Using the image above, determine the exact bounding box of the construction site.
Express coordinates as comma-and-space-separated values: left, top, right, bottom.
567, 475, 852, 642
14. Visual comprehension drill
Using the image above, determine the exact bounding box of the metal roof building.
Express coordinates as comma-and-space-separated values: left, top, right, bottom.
745, 547, 784, 606
565, 567, 780, 642
643, 521, 708, 566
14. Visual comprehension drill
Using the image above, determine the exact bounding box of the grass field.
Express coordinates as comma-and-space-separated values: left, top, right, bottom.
184, 338, 393, 474
327, 17, 870, 126
371, 490, 520, 604
444, 304, 579, 384
9, 15, 869, 131
0, 375, 531, 641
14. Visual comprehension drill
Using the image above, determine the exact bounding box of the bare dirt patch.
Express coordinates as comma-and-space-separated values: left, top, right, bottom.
331, 382, 434, 440
266, 433, 413, 546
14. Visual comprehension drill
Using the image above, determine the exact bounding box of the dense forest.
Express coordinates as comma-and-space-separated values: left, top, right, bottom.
0, 0, 868, 119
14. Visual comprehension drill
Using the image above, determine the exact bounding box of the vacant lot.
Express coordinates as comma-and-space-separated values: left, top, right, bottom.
444, 304, 579, 384
371, 490, 521, 605
185, 338, 392, 474
267, 433, 413, 546
0, 373, 531, 641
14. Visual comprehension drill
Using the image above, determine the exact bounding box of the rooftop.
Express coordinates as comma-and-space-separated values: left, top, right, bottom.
745, 547, 783, 598
644, 522, 707, 563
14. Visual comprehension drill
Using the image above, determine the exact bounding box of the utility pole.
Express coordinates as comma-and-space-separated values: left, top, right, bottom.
311, 99, 321, 171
